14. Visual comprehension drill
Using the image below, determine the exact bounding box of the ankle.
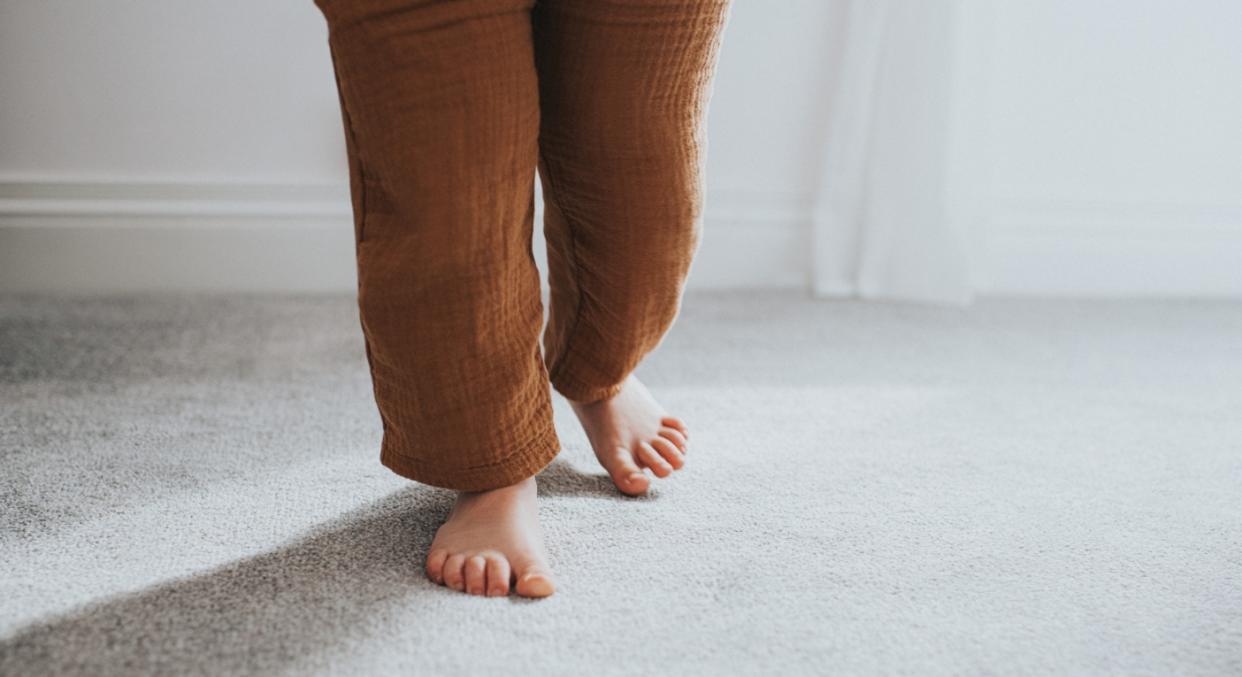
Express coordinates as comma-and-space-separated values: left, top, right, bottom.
456, 475, 536, 505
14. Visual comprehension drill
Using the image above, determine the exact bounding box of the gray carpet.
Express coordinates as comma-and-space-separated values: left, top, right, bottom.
1, 291, 1239, 676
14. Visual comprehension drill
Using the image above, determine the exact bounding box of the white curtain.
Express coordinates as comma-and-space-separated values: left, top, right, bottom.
812, 0, 973, 305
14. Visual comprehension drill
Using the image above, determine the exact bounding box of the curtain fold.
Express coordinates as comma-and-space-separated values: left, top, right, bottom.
812, 0, 973, 305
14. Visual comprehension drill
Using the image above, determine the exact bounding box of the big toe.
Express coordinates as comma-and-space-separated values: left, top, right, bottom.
602, 449, 650, 495
425, 548, 450, 583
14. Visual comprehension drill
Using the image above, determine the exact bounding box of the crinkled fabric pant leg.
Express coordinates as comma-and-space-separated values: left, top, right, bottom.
315, 0, 731, 492
534, 0, 732, 404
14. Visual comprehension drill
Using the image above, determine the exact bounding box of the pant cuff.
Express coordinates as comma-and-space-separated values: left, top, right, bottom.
379, 423, 561, 493
549, 363, 626, 404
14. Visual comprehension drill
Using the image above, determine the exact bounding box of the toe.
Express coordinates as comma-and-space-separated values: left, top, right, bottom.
425, 548, 450, 584
661, 416, 688, 438
650, 437, 685, 470
637, 442, 674, 478
513, 557, 556, 598
659, 426, 688, 453
605, 446, 650, 496
486, 556, 511, 597
442, 554, 467, 591
464, 555, 487, 596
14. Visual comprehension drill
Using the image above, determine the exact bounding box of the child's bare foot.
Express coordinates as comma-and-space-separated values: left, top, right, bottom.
571, 374, 689, 496
424, 476, 555, 598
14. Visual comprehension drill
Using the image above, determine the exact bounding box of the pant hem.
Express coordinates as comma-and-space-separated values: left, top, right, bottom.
379, 424, 561, 493
549, 365, 626, 404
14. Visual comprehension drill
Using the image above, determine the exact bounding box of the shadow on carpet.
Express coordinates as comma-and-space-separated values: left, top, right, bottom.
0, 459, 616, 676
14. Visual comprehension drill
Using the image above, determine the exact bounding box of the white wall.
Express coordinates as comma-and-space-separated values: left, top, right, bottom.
0, 0, 839, 292
2, 0, 1240, 296
965, 0, 1242, 296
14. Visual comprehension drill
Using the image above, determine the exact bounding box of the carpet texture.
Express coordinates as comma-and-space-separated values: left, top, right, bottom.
1, 292, 1239, 676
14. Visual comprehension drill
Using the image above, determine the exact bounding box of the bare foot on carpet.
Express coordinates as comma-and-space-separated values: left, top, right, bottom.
425, 476, 555, 598
571, 374, 689, 496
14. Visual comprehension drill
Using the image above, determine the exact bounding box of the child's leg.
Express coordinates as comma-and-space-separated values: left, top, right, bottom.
321, 0, 555, 492
532, 0, 732, 494
318, 0, 555, 597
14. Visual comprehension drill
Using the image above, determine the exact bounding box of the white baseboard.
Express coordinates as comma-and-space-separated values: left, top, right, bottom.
0, 179, 811, 293
5, 180, 1241, 297
975, 198, 1242, 298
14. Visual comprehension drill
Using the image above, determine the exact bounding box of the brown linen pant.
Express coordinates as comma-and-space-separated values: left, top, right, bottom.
315, 0, 730, 492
